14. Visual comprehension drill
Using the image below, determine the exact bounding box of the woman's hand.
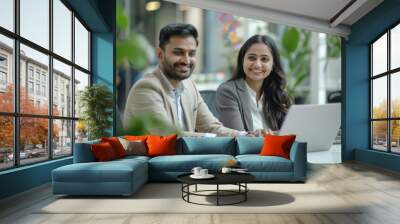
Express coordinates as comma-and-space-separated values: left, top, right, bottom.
256, 129, 277, 136
264, 129, 280, 135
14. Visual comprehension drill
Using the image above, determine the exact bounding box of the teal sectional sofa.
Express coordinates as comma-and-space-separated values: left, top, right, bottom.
52, 137, 307, 196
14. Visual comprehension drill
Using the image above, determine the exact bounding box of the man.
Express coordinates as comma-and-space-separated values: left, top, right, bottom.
123, 23, 242, 137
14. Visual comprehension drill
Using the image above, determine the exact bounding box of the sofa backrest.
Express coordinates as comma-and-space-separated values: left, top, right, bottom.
177, 137, 236, 155
76, 136, 301, 161
73, 139, 100, 163
236, 137, 263, 155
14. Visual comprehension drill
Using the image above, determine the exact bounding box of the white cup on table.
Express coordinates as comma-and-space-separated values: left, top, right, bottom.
199, 169, 208, 176
191, 167, 202, 176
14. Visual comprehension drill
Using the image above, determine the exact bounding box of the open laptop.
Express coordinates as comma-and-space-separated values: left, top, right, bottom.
279, 103, 341, 152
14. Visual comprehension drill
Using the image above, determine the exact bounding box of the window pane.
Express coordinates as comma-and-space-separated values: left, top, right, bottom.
0, 0, 14, 31
20, 117, 49, 165
391, 24, 400, 70
20, 0, 49, 49
372, 33, 387, 76
74, 18, 89, 70
53, 59, 72, 117
0, 35, 14, 112
372, 77, 387, 119
372, 121, 387, 151
391, 120, 400, 153
391, 72, 400, 118
20, 44, 49, 115
0, 116, 13, 170
74, 69, 89, 118
53, 0, 72, 60
75, 120, 88, 143
53, 119, 72, 158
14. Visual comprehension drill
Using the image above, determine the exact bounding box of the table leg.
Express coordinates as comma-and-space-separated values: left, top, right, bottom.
187, 184, 190, 202
245, 183, 247, 201
181, 184, 183, 199
217, 184, 219, 206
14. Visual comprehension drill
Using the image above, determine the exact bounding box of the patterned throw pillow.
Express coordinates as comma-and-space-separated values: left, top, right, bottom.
118, 137, 147, 156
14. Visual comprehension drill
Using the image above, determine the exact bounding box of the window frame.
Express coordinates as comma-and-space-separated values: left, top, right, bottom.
370, 21, 400, 154
0, 0, 92, 171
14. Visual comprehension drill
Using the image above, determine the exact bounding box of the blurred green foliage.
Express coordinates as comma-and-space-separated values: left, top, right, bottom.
123, 114, 182, 136
279, 27, 311, 100
116, 2, 149, 70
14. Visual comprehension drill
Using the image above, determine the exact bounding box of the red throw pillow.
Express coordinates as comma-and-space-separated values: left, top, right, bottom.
146, 135, 177, 157
101, 137, 126, 158
260, 134, 296, 159
91, 142, 118, 161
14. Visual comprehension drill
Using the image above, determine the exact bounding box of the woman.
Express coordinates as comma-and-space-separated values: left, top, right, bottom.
216, 34, 291, 134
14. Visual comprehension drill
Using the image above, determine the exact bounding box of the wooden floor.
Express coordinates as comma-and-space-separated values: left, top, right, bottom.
1, 162, 400, 224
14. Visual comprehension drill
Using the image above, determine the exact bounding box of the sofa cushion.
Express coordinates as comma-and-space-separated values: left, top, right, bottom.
236, 155, 293, 172
91, 142, 118, 161
124, 135, 148, 141
147, 135, 177, 157
178, 137, 236, 155
236, 137, 263, 155
73, 140, 100, 163
148, 154, 235, 172
118, 137, 147, 156
101, 137, 127, 158
260, 134, 296, 159
53, 157, 148, 182
53, 162, 137, 183
115, 155, 150, 163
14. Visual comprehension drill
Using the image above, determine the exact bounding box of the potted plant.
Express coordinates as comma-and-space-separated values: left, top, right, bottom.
79, 84, 113, 140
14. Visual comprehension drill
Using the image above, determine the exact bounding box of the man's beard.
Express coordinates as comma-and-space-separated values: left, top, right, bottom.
161, 57, 194, 81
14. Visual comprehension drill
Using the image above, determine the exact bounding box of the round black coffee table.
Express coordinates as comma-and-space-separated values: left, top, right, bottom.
177, 173, 255, 206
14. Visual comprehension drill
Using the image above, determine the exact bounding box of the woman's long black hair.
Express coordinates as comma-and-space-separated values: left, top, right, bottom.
231, 35, 291, 131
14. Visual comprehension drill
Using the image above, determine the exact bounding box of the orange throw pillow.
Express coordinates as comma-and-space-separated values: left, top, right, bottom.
260, 134, 296, 159
101, 137, 126, 158
124, 135, 148, 141
91, 142, 118, 161
146, 135, 177, 157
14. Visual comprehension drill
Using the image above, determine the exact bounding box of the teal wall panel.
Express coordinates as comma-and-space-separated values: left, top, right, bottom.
343, 44, 369, 160
92, 33, 114, 87
92, 32, 115, 135
0, 158, 72, 199
66, 0, 110, 32
355, 149, 400, 172
344, 0, 400, 171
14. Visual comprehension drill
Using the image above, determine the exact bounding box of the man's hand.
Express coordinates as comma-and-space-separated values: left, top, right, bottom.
241, 129, 278, 137
246, 129, 276, 137
245, 131, 257, 137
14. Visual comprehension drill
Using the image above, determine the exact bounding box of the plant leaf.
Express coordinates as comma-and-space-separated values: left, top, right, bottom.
282, 27, 300, 53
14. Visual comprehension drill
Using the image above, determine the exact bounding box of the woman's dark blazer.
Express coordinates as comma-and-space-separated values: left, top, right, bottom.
216, 78, 259, 132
